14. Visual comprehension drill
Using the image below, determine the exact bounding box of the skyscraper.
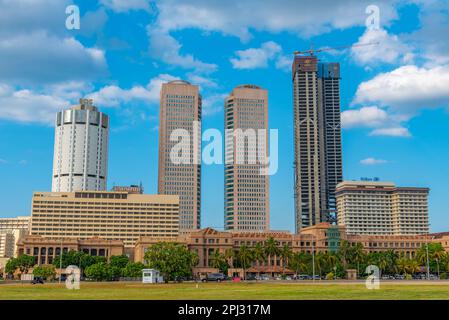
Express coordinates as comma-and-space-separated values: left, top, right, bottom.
52, 98, 109, 192
158, 80, 202, 232
293, 56, 343, 232
224, 85, 269, 231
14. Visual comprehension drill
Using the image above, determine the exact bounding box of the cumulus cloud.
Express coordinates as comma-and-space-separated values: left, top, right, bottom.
147, 27, 217, 74
0, 83, 69, 124
341, 106, 389, 129
100, 0, 152, 12
354, 65, 449, 115
202, 93, 227, 116
230, 41, 282, 69
0, 1, 108, 86
351, 28, 413, 66
153, 0, 399, 40
360, 157, 388, 165
0, 32, 107, 85
87, 74, 178, 107
341, 106, 410, 137
369, 127, 411, 137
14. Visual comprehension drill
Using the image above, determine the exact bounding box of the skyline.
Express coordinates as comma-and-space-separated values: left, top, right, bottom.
0, 0, 448, 233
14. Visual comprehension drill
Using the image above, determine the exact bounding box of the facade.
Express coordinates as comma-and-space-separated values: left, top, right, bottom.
0, 232, 15, 258
52, 98, 109, 192
135, 223, 432, 276
224, 85, 270, 231
336, 181, 429, 236
16, 235, 124, 265
30, 191, 179, 248
292, 56, 343, 232
0, 216, 30, 257
158, 80, 202, 232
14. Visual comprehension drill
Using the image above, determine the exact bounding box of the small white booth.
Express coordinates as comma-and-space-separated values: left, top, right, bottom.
142, 269, 163, 284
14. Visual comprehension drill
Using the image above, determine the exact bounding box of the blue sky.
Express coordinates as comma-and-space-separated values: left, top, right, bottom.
0, 0, 448, 232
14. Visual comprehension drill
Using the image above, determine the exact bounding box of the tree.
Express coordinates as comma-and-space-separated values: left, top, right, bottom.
85, 262, 111, 281
144, 242, 198, 282
288, 252, 308, 276
235, 245, 253, 280
5, 258, 19, 276
209, 250, 228, 274
253, 243, 267, 268
337, 241, 352, 270
351, 243, 365, 276
224, 249, 235, 268
110, 255, 129, 269
264, 237, 279, 260
122, 262, 145, 278
11, 255, 35, 274
279, 245, 292, 275
33, 265, 56, 280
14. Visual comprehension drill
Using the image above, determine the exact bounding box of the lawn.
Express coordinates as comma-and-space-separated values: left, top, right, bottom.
1, 281, 449, 300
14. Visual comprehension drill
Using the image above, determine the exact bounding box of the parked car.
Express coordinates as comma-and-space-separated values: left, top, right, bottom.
294, 274, 310, 280
31, 276, 44, 284
246, 274, 257, 281
202, 273, 227, 282
257, 274, 270, 281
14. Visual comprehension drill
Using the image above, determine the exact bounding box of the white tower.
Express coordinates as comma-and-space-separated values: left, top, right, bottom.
52, 98, 109, 192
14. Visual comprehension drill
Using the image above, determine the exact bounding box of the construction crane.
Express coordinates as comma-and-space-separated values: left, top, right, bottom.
293, 42, 379, 56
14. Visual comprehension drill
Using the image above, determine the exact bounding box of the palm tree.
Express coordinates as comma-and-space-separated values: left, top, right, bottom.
396, 257, 409, 275
314, 252, 326, 277
209, 250, 227, 272
236, 245, 254, 280
337, 240, 352, 270
433, 248, 445, 277
324, 252, 338, 277
264, 237, 280, 274
352, 243, 365, 276
253, 243, 267, 268
279, 245, 292, 275
224, 249, 235, 268
288, 252, 308, 276
407, 259, 420, 275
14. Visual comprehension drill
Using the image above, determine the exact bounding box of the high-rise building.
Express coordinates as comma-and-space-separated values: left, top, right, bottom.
52, 98, 109, 192
158, 80, 202, 232
0, 216, 30, 257
292, 56, 343, 232
224, 85, 270, 231
336, 181, 430, 236
30, 191, 179, 248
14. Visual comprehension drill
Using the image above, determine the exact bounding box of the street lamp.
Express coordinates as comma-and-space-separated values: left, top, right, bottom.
311, 234, 316, 282
425, 223, 431, 280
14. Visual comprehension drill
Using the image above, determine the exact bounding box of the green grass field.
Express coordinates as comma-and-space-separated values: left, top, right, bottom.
1, 281, 449, 300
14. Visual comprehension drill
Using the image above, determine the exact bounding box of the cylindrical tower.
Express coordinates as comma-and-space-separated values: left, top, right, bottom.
51, 98, 109, 192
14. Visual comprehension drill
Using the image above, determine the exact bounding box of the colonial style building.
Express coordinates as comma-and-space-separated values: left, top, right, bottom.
135, 223, 433, 277
16, 235, 124, 265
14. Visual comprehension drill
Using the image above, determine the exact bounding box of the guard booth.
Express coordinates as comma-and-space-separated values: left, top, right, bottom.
142, 269, 163, 283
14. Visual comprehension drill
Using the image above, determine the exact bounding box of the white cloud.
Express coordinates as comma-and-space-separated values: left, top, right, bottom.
0, 158, 7, 164
342, 106, 410, 137
354, 65, 449, 115
360, 157, 388, 165
0, 32, 106, 86
153, 0, 399, 40
202, 93, 227, 116
230, 41, 282, 69
147, 27, 217, 74
0, 83, 69, 124
186, 73, 217, 88
351, 28, 413, 65
370, 127, 411, 137
341, 106, 389, 129
0, 1, 109, 86
87, 74, 178, 107
100, 0, 151, 12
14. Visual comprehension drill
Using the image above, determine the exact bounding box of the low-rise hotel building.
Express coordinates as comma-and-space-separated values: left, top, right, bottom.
336, 181, 429, 236
30, 190, 179, 249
